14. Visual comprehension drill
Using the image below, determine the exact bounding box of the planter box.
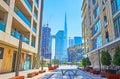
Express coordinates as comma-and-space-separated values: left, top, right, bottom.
27, 72, 39, 78
39, 70, 46, 73
101, 72, 107, 77
9, 76, 24, 79
107, 73, 116, 79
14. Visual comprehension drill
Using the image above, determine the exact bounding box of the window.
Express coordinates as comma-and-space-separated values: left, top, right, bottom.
114, 17, 120, 38
111, 0, 120, 15
92, 34, 102, 49
104, 16, 108, 26
92, 20, 101, 36
93, 6, 100, 20
105, 31, 109, 43
0, 47, 4, 59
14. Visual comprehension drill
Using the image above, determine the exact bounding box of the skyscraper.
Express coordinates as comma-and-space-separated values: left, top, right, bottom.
41, 26, 51, 60
74, 37, 82, 45
69, 38, 74, 47
55, 14, 68, 63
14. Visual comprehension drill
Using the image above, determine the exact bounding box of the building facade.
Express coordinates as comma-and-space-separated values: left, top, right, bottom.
67, 44, 84, 62
55, 14, 68, 63
69, 38, 74, 47
0, 0, 42, 73
74, 37, 82, 45
41, 26, 51, 60
82, 0, 120, 69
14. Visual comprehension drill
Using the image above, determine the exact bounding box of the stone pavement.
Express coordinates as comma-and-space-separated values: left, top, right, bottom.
41, 65, 107, 79
0, 67, 49, 79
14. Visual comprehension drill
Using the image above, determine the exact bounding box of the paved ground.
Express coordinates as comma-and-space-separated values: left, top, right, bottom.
0, 66, 107, 79
0, 67, 49, 79
40, 65, 107, 79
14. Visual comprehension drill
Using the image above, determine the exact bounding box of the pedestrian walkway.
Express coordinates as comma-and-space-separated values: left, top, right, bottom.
40, 65, 107, 79
0, 67, 48, 79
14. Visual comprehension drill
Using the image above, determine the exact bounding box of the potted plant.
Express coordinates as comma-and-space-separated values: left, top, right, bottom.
113, 47, 120, 78
53, 59, 59, 66
63, 61, 68, 65
101, 50, 111, 77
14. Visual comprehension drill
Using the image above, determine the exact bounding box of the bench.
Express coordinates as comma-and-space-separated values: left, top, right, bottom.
39, 70, 46, 73
9, 76, 24, 79
27, 72, 39, 78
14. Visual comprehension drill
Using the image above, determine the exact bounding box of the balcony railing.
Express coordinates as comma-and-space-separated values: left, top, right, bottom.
34, 0, 38, 7
0, 22, 6, 32
22, 36, 29, 44
32, 26, 36, 33
24, 0, 32, 12
11, 30, 29, 44
34, 13, 38, 20
31, 41, 35, 47
14, 6, 31, 28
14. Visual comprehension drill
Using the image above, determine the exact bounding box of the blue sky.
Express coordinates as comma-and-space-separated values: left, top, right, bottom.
42, 0, 83, 37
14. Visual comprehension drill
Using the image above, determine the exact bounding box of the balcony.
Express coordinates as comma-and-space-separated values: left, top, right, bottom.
32, 26, 36, 33
24, 0, 32, 12
14, 6, 31, 28
34, 13, 38, 20
0, 22, 6, 32
34, 0, 38, 7
22, 36, 29, 44
11, 30, 29, 44
31, 41, 35, 47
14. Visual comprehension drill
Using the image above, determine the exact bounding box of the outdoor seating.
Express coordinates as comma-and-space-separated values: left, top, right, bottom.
27, 71, 39, 78
48, 67, 54, 70
39, 70, 46, 73
9, 76, 24, 79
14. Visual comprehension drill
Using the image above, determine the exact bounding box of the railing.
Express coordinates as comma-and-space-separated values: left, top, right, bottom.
24, 0, 32, 12
11, 30, 29, 44
14, 6, 31, 28
31, 41, 35, 47
11, 31, 21, 39
0, 22, 6, 32
22, 36, 29, 44
32, 26, 36, 33
34, 0, 38, 7
34, 13, 38, 20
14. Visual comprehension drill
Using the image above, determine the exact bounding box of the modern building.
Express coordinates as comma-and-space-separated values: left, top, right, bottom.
55, 30, 65, 62
55, 14, 68, 63
69, 38, 74, 47
0, 0, 43, 73
74, 37, 82, 45
82, 0, 120, 69
67, 44, 84, 62
41, 26, 51, 60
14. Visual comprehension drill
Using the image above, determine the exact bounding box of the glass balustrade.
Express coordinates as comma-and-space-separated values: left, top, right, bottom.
24, 0, 32, 12
32, 26, 36, 33
34, 13, 38, 20
0, 22, 6, 32
31, 41, 35, 47
14, 6, 31, 28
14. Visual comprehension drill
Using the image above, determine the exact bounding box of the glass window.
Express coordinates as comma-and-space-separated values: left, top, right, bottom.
114, 17, 120, 38
92, 34, 102, 49
93, 6, 100, 20
92, 20, 101, 36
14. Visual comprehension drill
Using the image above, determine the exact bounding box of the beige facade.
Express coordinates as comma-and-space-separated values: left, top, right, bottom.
0, 0, 42, 73
82, 0, 120, 69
